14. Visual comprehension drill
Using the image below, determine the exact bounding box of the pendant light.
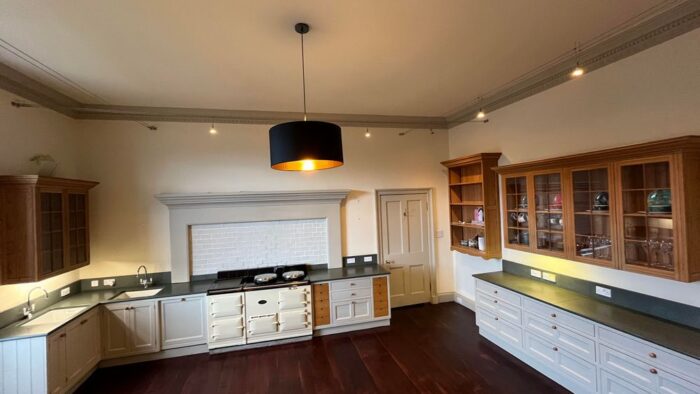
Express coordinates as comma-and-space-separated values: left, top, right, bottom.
269, 23, 343, 171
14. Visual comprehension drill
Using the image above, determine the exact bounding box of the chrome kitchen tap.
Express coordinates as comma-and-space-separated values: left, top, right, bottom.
136, 265, 153, 289
24, 286, 49, 319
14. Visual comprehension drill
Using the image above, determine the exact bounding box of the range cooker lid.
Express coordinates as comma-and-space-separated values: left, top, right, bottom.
282, 270, 305, 280
253, 273, 278, 284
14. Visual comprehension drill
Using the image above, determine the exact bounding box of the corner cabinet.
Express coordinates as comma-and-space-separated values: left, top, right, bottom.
495, 136, 700, 282
0, 176, 98, 284
441, 153, 502, 259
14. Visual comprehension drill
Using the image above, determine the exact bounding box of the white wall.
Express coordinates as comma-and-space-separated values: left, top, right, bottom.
0, 89, 83, 311
76, 121, 453, 293
449, 29, 700, 307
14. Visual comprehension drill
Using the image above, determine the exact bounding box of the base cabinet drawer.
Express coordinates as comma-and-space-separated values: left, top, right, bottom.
476, 280, 522, 306
478, 308, 522, 349
330, 278, 371, 291
524, 331, 597, 392
524, 312, 596, 363
523, 298, 595, 337
600, 369, 653, 394
598, 326, 700, 383
477, 291, 522, 325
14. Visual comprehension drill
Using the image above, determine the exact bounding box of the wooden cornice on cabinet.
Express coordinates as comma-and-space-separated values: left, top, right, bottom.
494, 136, 700, 175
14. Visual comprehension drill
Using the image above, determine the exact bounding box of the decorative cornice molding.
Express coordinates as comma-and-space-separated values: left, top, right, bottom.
1, 1, 698, 129
155, 189, 351, 208
446, 1, 700, 126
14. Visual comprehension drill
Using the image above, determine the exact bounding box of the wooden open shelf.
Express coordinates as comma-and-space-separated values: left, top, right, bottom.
442, 153, 502, 260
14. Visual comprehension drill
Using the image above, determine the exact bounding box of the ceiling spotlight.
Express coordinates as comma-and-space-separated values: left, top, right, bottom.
571, 64, 585, 77
365, 128, 371, 138
476, 109, 486, 119
209, 124, 218, 135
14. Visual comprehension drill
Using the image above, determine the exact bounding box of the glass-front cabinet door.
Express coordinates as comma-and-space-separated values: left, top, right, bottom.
39, 190, 65, 276
569, 166, 615, 267
533, 172, 565, 255
618, 158, 676, 277
503, 175, 530, 250
68, 193, 89, 267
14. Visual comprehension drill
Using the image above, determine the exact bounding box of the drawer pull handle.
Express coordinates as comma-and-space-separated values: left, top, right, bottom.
551, 313, 556, 318
649, 368, 658, 375
181, 298, 187, 302
551, 325, 557, 330
493, 300, 498, 304
80, 319, 88, 325
350, 283, 356, 286
553, 347, 558, 352
351, 293, 356, 296
494, 317, 499, 321
649, 352, 657, 358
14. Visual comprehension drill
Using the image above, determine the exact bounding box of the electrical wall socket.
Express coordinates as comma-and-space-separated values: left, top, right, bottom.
595, 286, 612, 298
530, 269, 542, 278
103, 278, 116, 287
346, 257, 356, 264
542, 272, 557, 283
60, 287, 70, 297
363, 256, 373, 262
91, 280, 99, 287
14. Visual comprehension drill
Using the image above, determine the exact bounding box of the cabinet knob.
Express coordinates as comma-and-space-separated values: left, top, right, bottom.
494, 317, 499, 321
551, 313, 556, 318
351, 293, 356, 296
350, 283, 356, 286
493, 300, 498, 304
59, 333, 66, 338
80, 319, 88, 325
649, 368, 658, 375
494, 290, 498, 294
553, 347, 558, 352
649, 352, 657, 358
551, 325, 557, 330
181, 298, 186, 302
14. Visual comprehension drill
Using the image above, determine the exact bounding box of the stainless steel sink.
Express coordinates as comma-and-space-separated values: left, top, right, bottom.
111, 288, 163, 301
21, 307, 87, 327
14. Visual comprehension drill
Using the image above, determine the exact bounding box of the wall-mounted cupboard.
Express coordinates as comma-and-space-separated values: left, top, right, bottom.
495, 136, 700, 282
0, 176, 98, 284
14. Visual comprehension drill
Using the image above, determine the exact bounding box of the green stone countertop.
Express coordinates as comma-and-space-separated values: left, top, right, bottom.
0, 280, 215, 342
473, 272, 700, 360
308, 264, 390, 282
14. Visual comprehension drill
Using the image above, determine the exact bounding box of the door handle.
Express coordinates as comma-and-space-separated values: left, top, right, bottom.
384, 260, 394, 265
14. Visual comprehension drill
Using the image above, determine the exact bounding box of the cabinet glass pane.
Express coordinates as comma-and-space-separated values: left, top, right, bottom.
68, 194, 88, 266
621, 161, 674, 271
572, 168, 612, 261
505, 176, 529, 247
534, 173, 563, 252
40, 192, 64, 274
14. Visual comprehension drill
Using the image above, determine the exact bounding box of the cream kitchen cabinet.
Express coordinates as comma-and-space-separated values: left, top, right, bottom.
102, 299, 159, 359
331, 298, 372, 324
47, 307, 101, 394
160, 295, 207, 349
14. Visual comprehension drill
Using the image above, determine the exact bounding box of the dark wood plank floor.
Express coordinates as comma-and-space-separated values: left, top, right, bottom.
77, 302, 569, 394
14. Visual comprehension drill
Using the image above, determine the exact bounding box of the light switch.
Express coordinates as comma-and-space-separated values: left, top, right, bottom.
60, 287, 70, 297
346, 257, 356, 264
103, 278, 116, 287
595, 286, 612, 298
530, 269, 542, 278
363, 256, 373, 262
91, 280, 99, 287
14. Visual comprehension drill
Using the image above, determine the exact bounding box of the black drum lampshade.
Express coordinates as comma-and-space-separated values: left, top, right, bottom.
269, 120, 343, 171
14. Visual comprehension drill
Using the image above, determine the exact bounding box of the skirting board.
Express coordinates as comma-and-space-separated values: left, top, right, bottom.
99, 344, 209, 368
432, 292, 456, 304
454, 291, 475, 311
209, 335, 312, 354
314, 319, 390, 336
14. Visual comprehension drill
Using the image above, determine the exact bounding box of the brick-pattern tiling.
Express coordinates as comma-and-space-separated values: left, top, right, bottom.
191, 218, 329, 275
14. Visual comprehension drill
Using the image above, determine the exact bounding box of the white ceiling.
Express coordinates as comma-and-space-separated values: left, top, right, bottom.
0, 0, 663, 117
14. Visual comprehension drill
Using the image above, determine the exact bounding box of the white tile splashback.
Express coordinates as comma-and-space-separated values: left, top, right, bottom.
191, 218, 328, 275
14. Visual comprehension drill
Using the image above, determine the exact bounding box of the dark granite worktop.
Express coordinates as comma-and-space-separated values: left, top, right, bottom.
0, 265, 390, 342
0, 280, 215, 342
308, 264, 390, 282
474, 272, 700, 360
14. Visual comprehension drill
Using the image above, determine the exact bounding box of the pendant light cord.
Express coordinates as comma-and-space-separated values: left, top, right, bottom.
300, 33, 308, 121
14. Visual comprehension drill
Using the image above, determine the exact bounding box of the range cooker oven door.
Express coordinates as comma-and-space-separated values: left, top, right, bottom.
247, 314, 279, 337
279, 310, 310, 332
278, 286, 310, 310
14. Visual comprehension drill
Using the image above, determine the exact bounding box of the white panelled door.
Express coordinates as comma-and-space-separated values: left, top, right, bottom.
379, 192, 431, 307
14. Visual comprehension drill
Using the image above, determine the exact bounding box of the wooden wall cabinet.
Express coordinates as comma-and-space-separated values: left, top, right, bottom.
0, 176, 98, 284
441, 153, 502, 259
495, 136, 700, 282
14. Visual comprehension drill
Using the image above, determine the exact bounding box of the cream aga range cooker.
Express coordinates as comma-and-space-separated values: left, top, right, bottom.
206, 265, 312, 349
